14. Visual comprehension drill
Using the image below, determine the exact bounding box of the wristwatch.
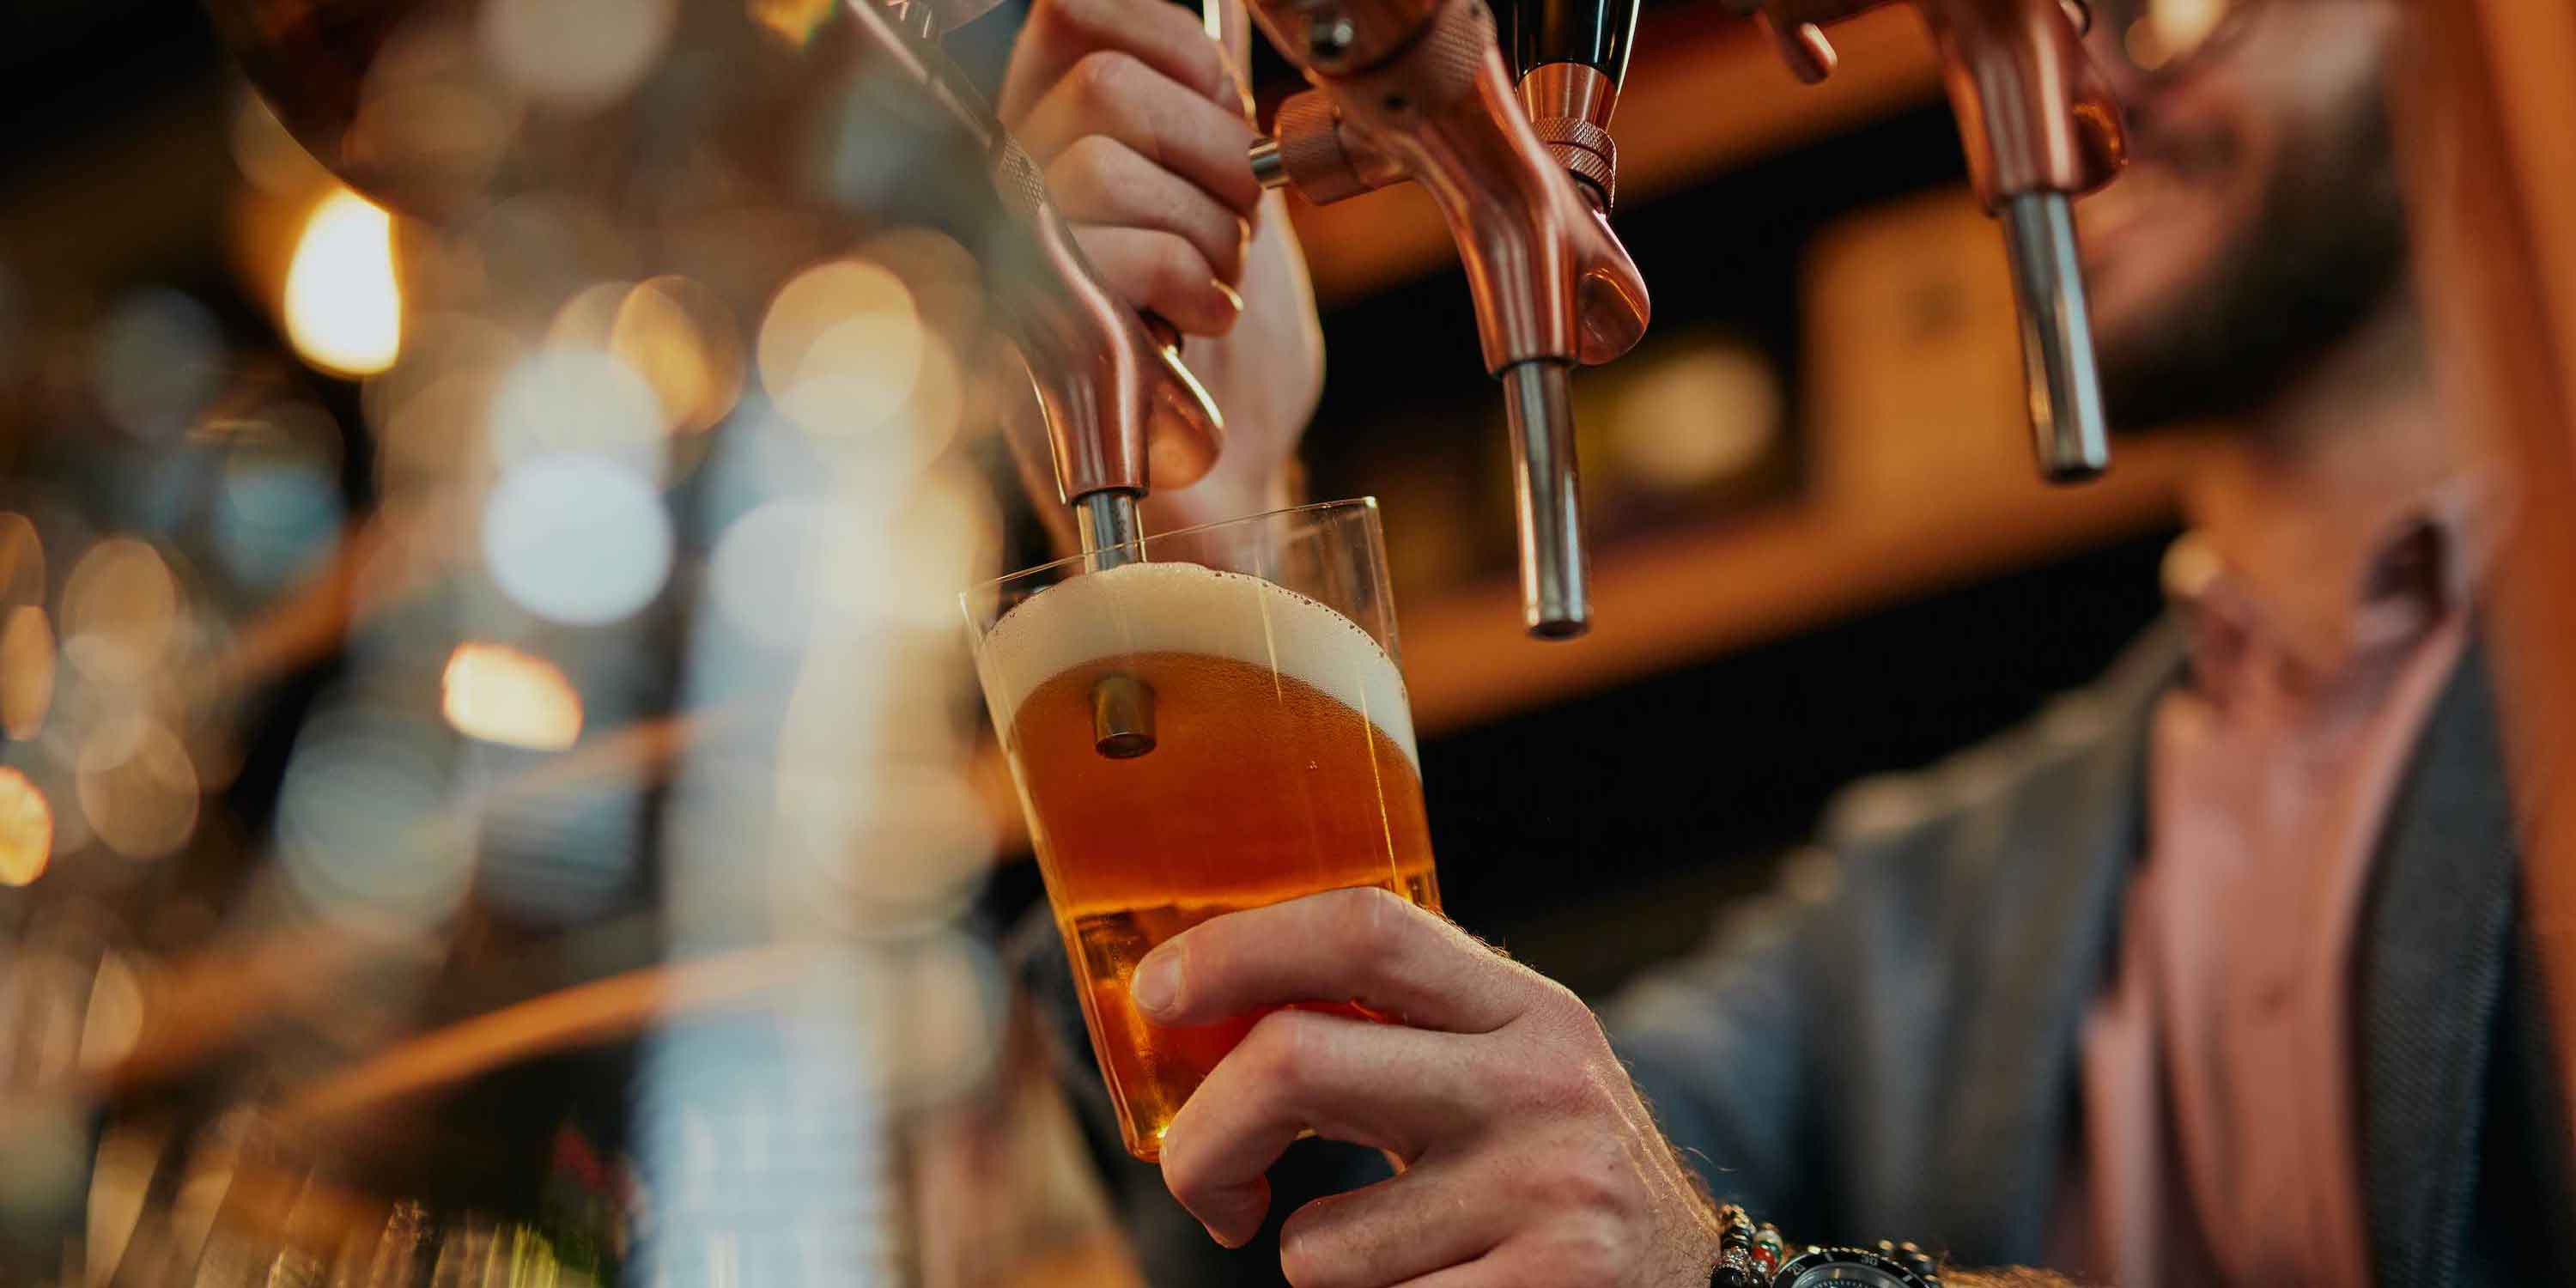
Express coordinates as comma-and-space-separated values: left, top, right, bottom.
1708, 1205, 1943, 1287
1771, 1244, 1943, 1287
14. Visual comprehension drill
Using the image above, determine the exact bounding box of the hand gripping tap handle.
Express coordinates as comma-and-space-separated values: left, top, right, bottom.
846, 0, 1222, 568
1242, 0, 1650, 638
1743, 0, 2124, 481
850, 0, 1207, 756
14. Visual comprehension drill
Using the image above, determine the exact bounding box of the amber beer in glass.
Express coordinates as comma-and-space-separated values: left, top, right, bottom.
963, 500, 1437, 1159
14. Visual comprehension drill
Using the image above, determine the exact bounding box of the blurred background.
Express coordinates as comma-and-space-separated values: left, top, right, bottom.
0, 0, 2243, 1282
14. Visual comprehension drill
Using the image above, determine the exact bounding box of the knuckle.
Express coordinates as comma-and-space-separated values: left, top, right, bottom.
1343, 885, 1418, 959
1157, 1120, 1219, 1206
1549, 1145, 1632, 1216
1527, 975, 1590, 1024
1034, 0, 1108, 43
1241, 1007, 1320, 1094
1057, 132, 1122, 173
1522, 974, 1616, 1048
1070, 49, 1141, 110
1152, 236, 1215, 297
1541, 1221, 1626, 1281
1042, 148, 1106, 205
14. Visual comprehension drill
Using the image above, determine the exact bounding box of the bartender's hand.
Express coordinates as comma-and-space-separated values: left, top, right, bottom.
999, 0, 1325, 528
1133, 888, 1727, 1286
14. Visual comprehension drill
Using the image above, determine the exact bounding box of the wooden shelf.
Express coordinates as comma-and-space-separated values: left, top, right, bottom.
1397, 439, 2196, 732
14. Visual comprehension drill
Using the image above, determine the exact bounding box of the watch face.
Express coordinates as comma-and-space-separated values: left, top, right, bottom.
1775, 1249, 1931, 1288
1783, 1266, 1913, 1288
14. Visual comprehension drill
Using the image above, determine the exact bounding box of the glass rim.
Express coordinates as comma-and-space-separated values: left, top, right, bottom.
962, 495, 1382, 598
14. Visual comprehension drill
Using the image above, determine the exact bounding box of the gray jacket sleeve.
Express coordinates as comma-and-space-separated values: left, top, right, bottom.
1601, 847, 1841, 1230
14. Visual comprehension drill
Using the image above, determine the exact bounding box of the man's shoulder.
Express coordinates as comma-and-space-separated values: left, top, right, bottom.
1812, 617, 2184, 902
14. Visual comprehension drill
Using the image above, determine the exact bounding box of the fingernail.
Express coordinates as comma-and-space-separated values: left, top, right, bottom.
1133, 946, 1183, 1018
1211, 279, 1244, 314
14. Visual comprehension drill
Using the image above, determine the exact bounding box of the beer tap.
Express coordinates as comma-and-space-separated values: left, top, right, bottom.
843, 3, 1223, 553
1242, 0, 1651, 638
1738, 0, 2125, 479
847, 0, 1213, 756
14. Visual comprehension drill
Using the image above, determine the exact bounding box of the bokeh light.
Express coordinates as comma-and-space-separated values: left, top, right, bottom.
0, 511, 39, 607
348, 22, 522, 199
858, 228, 985, 342
781, 763, 995, 930
749, 0, 835, 45
442, 642, 584, 750
60, 538, 180, 684
92, 289, 227, 441
276, 709, 466, 927
479, 0, 677, 108
0, 766, 53, 885
76, 716, 199, 861
707, 499, 832, 649
757, 259, 923, 440
614, 276, 747, 435
284, 190, 402, 377
880, 466, 1001, 629
210, 402, 346, 592
489, 345, 665, 471
2125, 0, 2228, 70
481, 453, 674, 626
78, 951, 145, 1072
3, 606, 56, 739
1608, 341, 1781, 491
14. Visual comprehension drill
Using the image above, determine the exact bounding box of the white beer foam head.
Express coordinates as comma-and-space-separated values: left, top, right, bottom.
975, 560, 1419, 768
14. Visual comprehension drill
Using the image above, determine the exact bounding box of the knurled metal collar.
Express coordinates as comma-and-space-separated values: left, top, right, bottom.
1531, 116, 1616, 211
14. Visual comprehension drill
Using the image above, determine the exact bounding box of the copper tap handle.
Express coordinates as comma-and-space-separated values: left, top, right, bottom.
1728, 0, 2124, 204
848, 1, 1222, 507
1245, 0, 1648, 370
1916, 0, 2124, 207
1729, 0, 2120, 482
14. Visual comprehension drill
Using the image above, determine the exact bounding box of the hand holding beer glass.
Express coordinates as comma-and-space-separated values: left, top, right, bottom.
963, 500, 1438, 1159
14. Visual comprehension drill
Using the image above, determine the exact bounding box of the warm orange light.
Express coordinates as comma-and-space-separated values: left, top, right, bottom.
76, 717, 200, 860
614, 276, 744, 434
757, 259, 922, 439
61, 538, 180, 683
442, 643, 585, 750
0, 511, 44, 606
2, 605, 55, 739
284, 191, 402, 378
0, 767, 51, 886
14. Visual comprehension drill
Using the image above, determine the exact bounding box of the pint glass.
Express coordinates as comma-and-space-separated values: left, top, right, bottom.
963, 500, 1438, 1159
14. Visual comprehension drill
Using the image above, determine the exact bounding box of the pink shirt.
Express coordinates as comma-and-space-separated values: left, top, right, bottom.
2066, 447, 2500, 1287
